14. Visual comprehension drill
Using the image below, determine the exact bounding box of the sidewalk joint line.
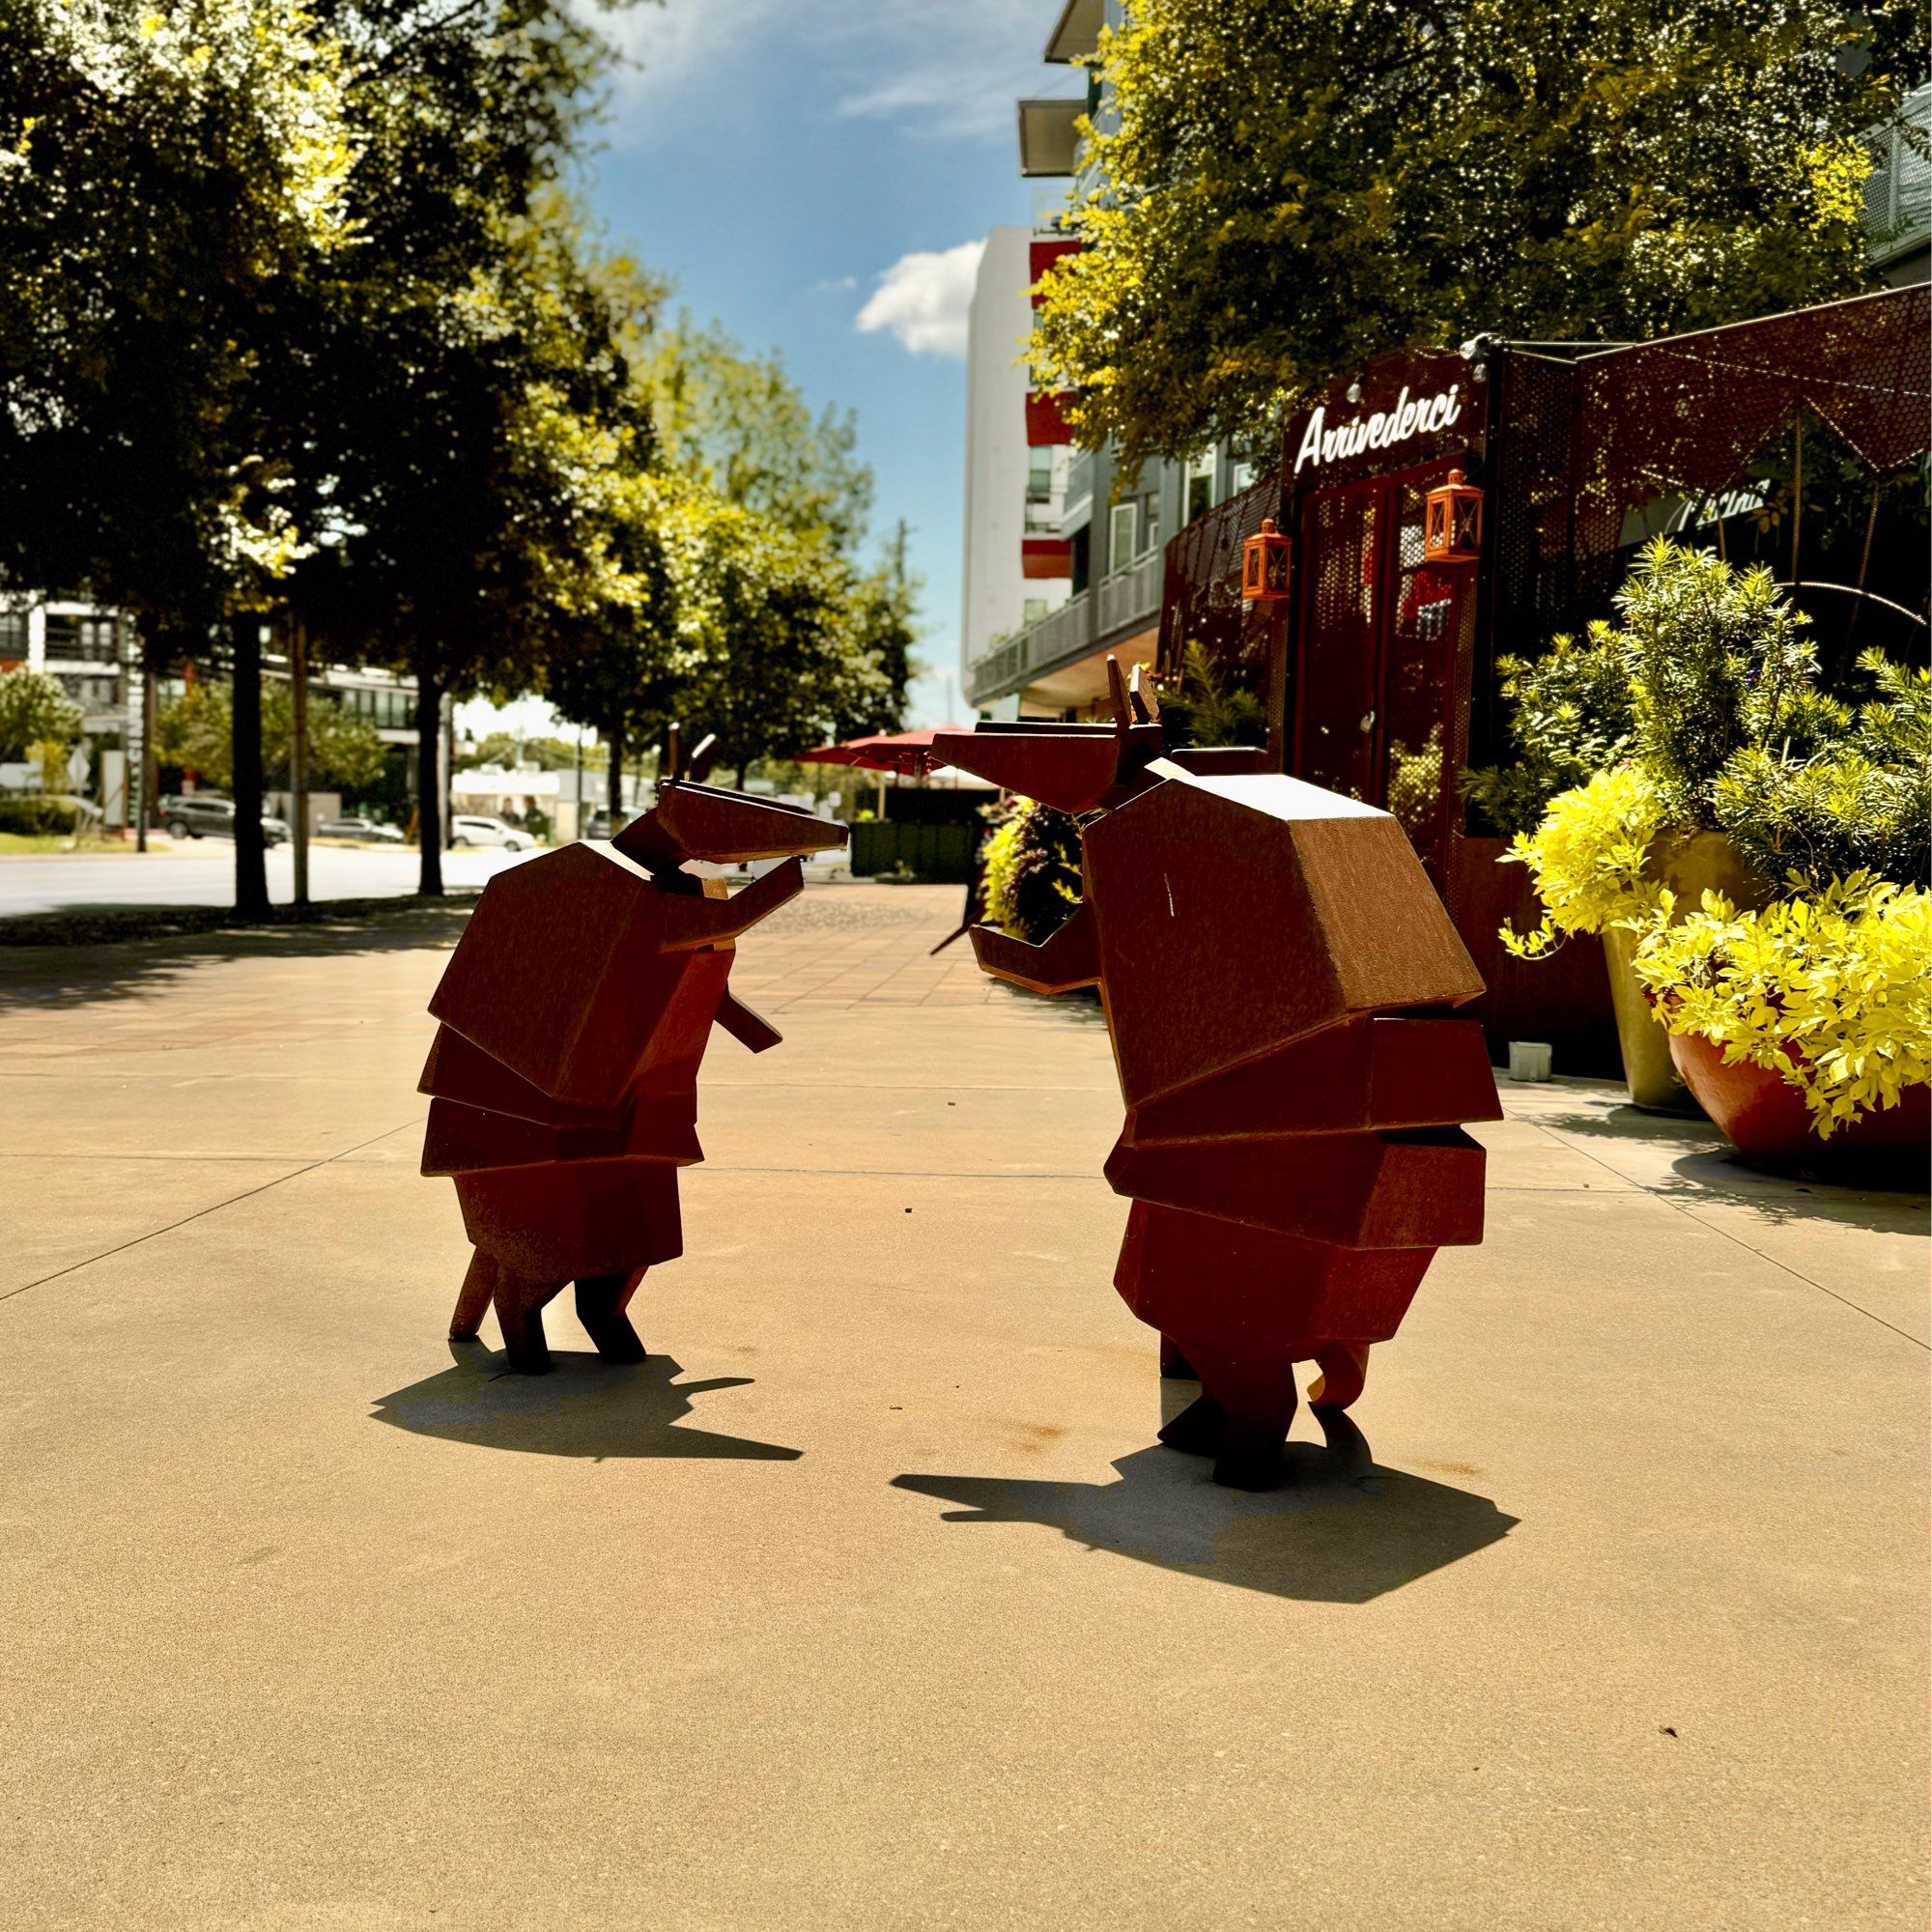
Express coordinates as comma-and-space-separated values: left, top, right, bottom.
0, 1117, 427, 1307
1531, 1121, 1929, 1352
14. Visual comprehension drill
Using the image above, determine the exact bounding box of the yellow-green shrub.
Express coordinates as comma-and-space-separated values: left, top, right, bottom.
980, 796, 1083, 944
1631, 875, 1932, 1137
1499, 767, 1671, 957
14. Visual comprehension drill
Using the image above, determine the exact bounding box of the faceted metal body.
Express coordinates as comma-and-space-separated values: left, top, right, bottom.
419, 781, 844, 1372
928, 684, 1501, 1488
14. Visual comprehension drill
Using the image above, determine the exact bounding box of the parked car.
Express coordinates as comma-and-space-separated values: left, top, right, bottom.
582, 809, 628, 841
449, 812, 535, 851
318, 815, 406, 843
156, 794, 289, 846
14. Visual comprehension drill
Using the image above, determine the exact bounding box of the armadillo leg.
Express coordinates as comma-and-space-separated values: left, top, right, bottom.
576, 1270, 647, 1363
1308, 1344, 1370, 1413
449, 1251, 497, 1342
1187, 1349, 1299, 1492
494, 1272, 563, 1375
1158, 1334, 1197, 1380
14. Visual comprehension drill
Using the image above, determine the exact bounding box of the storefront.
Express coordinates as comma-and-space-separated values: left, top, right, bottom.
1159, 285, 1931, 1055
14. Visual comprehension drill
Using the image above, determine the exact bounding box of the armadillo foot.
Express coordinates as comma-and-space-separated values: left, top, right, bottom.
576, 1273, 646, 1363
1156, 1393, 1228, 1458
1212, 1420, 1289, 1492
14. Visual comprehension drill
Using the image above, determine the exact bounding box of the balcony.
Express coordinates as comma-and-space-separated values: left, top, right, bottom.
1095, 550, 1162, 639
964, 545, 1165, 708
1864, 84, 1931, 268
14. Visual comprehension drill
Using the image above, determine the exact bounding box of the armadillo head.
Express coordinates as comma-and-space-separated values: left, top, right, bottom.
610, 724, 848, 872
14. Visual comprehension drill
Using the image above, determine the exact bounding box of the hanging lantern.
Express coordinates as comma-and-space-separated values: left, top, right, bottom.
1241, 517, 1291, 603
1424, 469, 1484, 564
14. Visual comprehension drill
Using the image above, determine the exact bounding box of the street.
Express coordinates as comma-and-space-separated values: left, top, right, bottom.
0, 840, 536, 917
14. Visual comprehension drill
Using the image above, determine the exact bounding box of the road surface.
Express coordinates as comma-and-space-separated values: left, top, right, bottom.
0, 841, 536, 918
0, 838, 857, 919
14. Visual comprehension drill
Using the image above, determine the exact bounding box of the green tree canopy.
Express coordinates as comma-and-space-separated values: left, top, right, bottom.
1032, 0, 1924, 470
154, 680, 389, 793
639, 315, 874, 554
0, 667, 84, 761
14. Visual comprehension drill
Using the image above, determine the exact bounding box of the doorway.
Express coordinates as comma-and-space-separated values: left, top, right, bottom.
1291, 460, 1477, 879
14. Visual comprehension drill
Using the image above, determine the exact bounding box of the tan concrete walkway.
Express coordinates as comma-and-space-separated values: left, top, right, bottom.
1, 886, 1925, 1928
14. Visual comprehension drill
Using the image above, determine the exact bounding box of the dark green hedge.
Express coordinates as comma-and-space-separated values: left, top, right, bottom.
0, 795, 83, 835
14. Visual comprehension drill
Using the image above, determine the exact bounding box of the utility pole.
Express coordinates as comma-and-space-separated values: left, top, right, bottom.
290, 618, 310, 910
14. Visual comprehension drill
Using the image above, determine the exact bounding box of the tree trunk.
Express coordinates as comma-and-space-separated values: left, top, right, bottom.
230, 613, 270, 919
415, 661, 443, 897
608, 720, 625, 822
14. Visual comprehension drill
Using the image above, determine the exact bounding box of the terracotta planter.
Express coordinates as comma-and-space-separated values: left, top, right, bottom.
1666, 1029, 1932, 1166
1605, 832, 1774, 1114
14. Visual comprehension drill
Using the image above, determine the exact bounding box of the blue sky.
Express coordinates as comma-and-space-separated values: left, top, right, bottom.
576, 0, 1082, 732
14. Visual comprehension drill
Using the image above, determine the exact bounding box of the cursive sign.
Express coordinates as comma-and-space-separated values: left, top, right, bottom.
1293, 384, 1465, 476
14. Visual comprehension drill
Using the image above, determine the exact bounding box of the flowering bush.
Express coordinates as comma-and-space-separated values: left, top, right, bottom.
1499, 767, 1670, 957
1630, 875, 1931, 1137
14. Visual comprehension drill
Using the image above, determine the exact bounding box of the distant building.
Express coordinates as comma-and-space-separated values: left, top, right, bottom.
0, 593, 445, 829
963, 0, 1251, 720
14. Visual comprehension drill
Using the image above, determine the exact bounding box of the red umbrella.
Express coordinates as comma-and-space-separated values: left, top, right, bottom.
794, 727, 969, 777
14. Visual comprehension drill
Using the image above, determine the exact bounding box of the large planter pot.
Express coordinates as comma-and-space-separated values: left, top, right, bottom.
1666, 1029, 1932, 1166
1605, 832, 1774, 1114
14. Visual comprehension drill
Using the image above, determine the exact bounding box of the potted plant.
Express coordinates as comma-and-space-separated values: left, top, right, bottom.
1482, 538, 1915, 1111
981, 794, 1084, 945
1630, 874, 1930, 1163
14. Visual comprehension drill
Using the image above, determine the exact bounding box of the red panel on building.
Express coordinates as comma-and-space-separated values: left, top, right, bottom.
1029, 237, 1082, 305
1021, 538, 1073, 580
1026, 389, 1077, 446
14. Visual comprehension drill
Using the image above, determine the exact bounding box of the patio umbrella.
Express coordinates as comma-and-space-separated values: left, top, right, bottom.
794, 727, 966, 777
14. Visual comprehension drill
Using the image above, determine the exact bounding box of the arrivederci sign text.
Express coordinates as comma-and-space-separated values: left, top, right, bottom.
1293, 384, 1465, 476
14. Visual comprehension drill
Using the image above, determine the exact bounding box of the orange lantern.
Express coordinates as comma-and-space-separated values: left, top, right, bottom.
1424, 469, 1484, 564
1241, 517, 1291, 603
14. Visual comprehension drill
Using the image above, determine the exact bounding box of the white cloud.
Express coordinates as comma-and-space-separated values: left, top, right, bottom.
855, 240, 985, 357
586, 0, 1078, 146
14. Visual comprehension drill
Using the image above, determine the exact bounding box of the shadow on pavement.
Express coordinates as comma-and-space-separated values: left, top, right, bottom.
1537, 1107, 1930, 1233
0, 900, 473, 1011
894, 1411, 1517, 1605
371, 1345, 803, 1463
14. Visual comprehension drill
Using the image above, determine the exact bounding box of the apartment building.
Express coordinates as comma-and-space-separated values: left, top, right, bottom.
0, 593, 441, 826
960, 0, 1255, 719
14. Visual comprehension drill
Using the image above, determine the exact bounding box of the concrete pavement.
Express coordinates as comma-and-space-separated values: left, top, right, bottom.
0, 885, 1925, 1928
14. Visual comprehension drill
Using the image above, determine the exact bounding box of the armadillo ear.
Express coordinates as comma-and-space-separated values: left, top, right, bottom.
1105, 654, 1130, 728
664, 721, 683, 782
1127, 662, 1155, 724
687, 732, 719, 783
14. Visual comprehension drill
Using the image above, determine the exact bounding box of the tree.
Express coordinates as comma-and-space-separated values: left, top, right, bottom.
459, 732, 584, 772
639, 315, 873, 553
833, 520, 920, 740
666, 488, 888, 785
0, 668, 83, 761
153, 680, 389, 793
281, 9, 658, 894
0, 0, 359, 912
1031, 0, 1925, 470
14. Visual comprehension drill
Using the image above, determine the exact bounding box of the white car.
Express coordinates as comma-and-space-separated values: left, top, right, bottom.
449, 813, 535, 851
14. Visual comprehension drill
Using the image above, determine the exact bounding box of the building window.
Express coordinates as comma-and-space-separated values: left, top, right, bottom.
1023, 598, 1048, 626
1186, 451, 1217, 525
1026, 446, 1054, 503
43, 616, 83, 662
1109, 500, 1138, 574
0, 611, 24, 661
